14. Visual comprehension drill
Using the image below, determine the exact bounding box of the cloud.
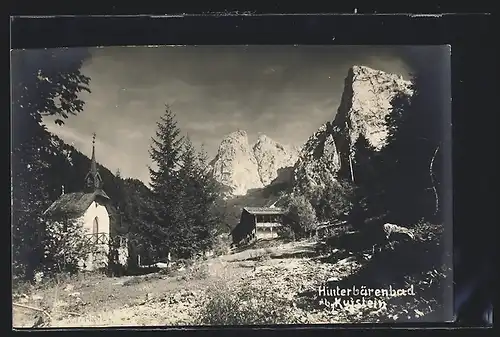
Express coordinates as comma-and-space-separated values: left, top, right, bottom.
45, 122, 146, 181
116, 128, 144, 140
185, 121, 225, 133
31, 45, 447, 185
45, 123, 96, 151
258, 113, 276, 121
263, 65, 286, 75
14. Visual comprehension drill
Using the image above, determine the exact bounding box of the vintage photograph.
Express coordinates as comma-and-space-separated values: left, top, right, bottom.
11, 45, 453, 327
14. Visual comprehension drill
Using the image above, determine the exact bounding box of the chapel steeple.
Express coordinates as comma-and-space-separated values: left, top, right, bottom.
84, 132, 103, 191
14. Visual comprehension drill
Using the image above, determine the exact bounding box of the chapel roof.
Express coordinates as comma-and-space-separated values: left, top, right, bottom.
43, 190, 110, 218
44, 132, 112, 219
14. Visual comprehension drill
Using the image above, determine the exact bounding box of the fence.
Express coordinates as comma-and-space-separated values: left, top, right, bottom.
84, 232, 109, 245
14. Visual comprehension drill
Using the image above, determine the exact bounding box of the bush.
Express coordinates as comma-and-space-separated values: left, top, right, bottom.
41, 217, 101, 276
308, 179, 355, 222
174, 258, 194, 269
212, 234, 231, 257
322, 224, 352, 239
196, 280, 292, 325
284, 194, 317, 239
411, 219, 444, 242
277, 225, 295, 240
182, 262, 210, 281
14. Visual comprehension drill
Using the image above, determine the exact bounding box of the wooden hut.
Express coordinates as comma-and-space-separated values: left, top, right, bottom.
230, 206, 286, 246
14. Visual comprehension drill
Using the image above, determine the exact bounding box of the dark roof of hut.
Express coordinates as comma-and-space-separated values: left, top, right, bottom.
243, 206, 285, 215
43, 189, 110, 218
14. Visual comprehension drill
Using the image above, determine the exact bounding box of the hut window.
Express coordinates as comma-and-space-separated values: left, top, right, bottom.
93, 217, 99, 234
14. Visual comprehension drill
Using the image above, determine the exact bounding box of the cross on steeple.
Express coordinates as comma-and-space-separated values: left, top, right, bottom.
84, 132, 103, 191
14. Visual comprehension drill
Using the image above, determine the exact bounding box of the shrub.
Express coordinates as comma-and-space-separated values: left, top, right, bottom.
12, 278, 35, 297
175, 258, 194, 269
276, 225, 295, 240
123, 276, 142, 286
212, 234, 231, 257
41, 217, 101, 276
184, 262, 210, 281
321, 224, 352, 239
196, 280, 292, 325
308, 179, 355, 222
411, 219, 444, 242
284, 194, 317, 239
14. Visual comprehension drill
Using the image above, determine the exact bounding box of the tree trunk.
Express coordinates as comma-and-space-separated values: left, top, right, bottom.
345, 120, 355, 183
430, 145, 440, 215
349, 150, 355, 184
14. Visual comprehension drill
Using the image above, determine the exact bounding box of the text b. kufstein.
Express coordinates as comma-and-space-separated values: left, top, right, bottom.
318, 284, 415, 298
321, 297, 387, 310
321, 296, 387, 311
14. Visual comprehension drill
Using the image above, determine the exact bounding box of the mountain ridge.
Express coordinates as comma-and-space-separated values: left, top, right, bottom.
293, 65, 413, 193
209, 130, 299, 197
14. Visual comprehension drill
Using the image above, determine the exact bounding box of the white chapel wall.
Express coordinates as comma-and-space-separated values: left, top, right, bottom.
76, 201, 110, 271
80, 201, 110, 236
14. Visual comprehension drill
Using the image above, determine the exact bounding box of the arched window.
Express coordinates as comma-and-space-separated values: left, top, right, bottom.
93, 217, 99, 235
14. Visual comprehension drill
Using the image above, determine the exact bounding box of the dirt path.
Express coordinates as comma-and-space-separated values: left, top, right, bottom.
46, 257, 347, 327
13, 240, 340, 327
13, 238, 442, 327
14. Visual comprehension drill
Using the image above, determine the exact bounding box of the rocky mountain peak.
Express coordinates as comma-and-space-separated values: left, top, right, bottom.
209, 131, 299, 196
344, 65, 413, 151
219, 129, 249, 147
209, 130, 263, 196
234, 129, 248, 137
293, 65, 413, 192
253, 134, 299, 186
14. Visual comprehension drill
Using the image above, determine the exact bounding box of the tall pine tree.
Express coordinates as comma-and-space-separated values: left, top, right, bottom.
120, 178, 161, 265
175, 139, 222, 258
193, 143, 222, 253
175, 137, 199, 258
148, 105, 185, 260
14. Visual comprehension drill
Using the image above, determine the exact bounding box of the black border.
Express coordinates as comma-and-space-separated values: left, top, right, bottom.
9, 14, 492, 49
8, 9, 496, 335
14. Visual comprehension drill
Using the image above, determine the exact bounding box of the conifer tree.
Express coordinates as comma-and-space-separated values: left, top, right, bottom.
175, 137, 199, 258
349, 134, 386, 224
175, 139, 222, 258
120, 178, 161, 264
148, 105, 185, 259
193, 143, 221, 253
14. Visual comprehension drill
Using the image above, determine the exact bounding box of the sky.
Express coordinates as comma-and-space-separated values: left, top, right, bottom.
38, 45, 448, 184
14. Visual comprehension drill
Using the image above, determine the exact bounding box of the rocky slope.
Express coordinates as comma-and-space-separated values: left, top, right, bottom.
253, 134, 300, 186
293, 65, 413, 192
209, 130, 299, 196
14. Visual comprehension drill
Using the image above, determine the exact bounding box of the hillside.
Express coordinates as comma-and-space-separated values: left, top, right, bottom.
45, 134, 124, 204
217, 171, 293, 232
12, 223, 448, 327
